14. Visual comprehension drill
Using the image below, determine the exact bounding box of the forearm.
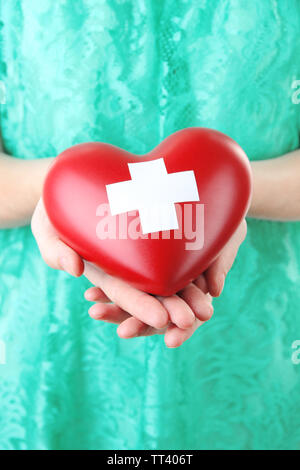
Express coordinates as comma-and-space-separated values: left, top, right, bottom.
2, 146, 299, 228
248, 149, 300, 221
0, 153, 54, 228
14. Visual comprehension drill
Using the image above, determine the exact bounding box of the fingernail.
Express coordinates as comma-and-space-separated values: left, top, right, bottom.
206, 302, 214, 318
59, 257, 74, 276
118, 329, 133, 339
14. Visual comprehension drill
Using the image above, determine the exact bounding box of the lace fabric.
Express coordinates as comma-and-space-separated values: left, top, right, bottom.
0, 0, 300, 450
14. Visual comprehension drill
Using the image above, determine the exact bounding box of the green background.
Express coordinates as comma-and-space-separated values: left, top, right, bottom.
0, 0, 300, 450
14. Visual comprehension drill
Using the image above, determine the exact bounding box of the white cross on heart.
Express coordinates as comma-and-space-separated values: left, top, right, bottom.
105, 158, 200, 234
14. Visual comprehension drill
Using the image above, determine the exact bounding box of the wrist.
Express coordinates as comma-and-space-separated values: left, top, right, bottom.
247, 161, 263, 218
31, 157, 55, 201
0, 155, 56, 228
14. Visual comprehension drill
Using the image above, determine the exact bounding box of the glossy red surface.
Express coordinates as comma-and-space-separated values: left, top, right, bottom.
43, 128, 252, 295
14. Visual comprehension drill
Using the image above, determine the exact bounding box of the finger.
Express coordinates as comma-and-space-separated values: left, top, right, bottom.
84, 262, 169, 329
31, 199, 84, 277
205, 264, 226, 298
117, 317, 166, 338
84, 287, 110, 303
177, 283, 213, 321
205, 220, 247, 297
89, 303, 130, 323
193, 274, 209, 294
156, 295, 195, 330
164, 319, 203, 348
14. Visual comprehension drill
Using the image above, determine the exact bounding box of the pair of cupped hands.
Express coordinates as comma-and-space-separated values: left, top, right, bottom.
32, 199, 247, 348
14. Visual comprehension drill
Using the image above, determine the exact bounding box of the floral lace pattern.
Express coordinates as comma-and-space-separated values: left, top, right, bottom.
0, 0, 300, 450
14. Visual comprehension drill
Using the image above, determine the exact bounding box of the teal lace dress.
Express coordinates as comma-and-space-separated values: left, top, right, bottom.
1, 0, 300, 450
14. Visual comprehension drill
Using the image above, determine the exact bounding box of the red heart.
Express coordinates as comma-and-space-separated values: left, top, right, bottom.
43, 128, 252, 296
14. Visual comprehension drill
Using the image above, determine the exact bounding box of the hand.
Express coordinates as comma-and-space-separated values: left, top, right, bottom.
83, 221, 247, 347
31, 198, 214, 347
204, 219, 247, 297
84, 262, 213, 348
32, 198, 246, 347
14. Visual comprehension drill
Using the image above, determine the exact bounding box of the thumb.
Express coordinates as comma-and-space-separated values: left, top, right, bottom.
205, 220, 247, 297
31, 198, 84, 277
